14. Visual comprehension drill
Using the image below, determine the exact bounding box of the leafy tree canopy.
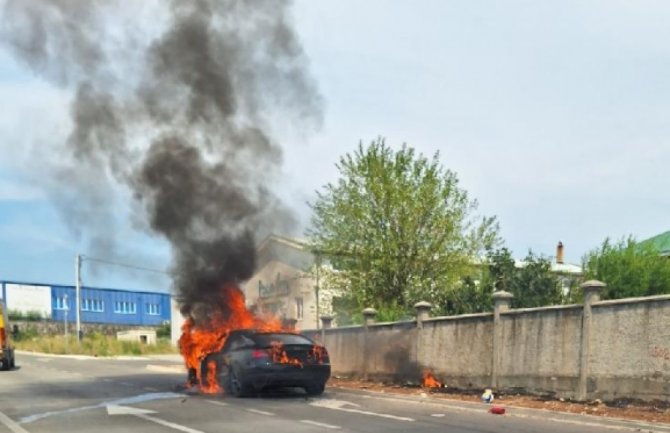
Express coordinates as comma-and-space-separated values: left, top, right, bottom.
307, 138, 499, 321
583, 236, 670, 299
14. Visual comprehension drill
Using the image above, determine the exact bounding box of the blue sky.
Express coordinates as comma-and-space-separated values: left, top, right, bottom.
1, 0, 669, 292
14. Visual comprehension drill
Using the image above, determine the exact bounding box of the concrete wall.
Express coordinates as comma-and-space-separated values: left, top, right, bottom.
419, 313, 493, 388
498, 305, 583, 396
589, 296, 670, 401
306, 285, 670, 402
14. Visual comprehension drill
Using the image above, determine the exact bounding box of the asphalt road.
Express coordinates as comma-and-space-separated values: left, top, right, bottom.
1, 352, 666, 433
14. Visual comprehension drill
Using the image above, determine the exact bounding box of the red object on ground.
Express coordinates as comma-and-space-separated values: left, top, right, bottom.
489, 406, 506, 415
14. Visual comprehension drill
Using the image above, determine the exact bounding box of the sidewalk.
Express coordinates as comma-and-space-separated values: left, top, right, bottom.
331, 386, 670, 433
329, 377, 670, 426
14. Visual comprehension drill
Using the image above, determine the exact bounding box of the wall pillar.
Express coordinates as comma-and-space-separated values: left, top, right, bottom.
320, 315, 333, 344
491, 291, 513, 389
578, 280, 605, 401
361, 308, 377, 380
414, 301, 432, 329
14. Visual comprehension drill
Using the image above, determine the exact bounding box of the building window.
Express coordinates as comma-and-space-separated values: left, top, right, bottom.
145, 303, 160, 315
295, 297, 303, 320
54, 297, 68, 310
82, 299, 104, 312
114, 301, 136, 314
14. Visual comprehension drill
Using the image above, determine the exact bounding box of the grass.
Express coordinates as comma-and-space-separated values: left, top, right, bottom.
13, 330, 178, 357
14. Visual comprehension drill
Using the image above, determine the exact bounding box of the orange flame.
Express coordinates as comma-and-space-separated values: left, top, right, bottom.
422, 370, 443, 388
178, 284, 287, 392
270, 341, 303, 367
309, 345, 329, 364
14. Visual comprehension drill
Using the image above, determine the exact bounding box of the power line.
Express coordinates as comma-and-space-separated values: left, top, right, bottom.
83, 256, 170, 275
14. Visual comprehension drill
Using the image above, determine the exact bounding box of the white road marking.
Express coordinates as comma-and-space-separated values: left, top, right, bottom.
431, 414, 445, 417
0, 411, 30, 433
309, 399, 414, 422
102, 378, 113, 382
107, 405, 156, 416
144, 387, 159, 392
20, 392, 181, 424
135, 413, 204, 433
107, 405, 203, 433
205, 400, 229, 407
300, 420, 341, 429
120, 382, 134, 386
245, 409, 275, 416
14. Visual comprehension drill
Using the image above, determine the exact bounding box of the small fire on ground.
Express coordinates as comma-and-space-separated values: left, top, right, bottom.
422, 370, 445, 389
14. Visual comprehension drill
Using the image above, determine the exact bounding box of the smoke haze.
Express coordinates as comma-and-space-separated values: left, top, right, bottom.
0, 0, 322, 323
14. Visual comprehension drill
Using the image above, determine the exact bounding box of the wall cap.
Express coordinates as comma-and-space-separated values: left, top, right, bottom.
580, 280, 606, 289
492, 290, 514, 300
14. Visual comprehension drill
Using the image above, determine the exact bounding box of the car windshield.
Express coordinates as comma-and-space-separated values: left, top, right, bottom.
251, 333, 314, 347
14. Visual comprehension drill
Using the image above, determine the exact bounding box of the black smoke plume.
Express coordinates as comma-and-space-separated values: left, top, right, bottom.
1, 0, 321, 323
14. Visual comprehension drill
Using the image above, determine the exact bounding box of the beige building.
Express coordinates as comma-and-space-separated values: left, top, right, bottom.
242, 234, 327, 330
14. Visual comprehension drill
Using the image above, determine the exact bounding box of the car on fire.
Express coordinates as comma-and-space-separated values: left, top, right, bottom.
197, 329, 330, 397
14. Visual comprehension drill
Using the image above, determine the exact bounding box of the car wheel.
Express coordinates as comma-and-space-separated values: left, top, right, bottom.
9, 356, 14, 369
0, 359, 8, 371
305, 382, 325, 396
224, 367, 250, 398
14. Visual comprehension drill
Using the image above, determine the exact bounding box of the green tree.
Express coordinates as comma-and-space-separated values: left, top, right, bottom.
308, 138, 500, 320
583, 237, 670, 299
454, 248, 562, 312
510, 251, 563, 308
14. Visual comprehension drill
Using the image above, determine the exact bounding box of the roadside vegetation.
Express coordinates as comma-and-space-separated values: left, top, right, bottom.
12, 326, 177, 356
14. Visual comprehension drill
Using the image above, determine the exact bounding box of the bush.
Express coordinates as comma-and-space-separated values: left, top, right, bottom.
13, 332, 177, 356
156, 322, 171, 339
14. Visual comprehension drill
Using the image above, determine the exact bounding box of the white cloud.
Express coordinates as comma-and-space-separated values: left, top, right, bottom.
0, 179, 44, 201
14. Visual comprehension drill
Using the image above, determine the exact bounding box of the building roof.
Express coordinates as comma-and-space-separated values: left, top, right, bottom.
257, 234, 309, 252
639, 230, 670, 256
514, 260, 583, 275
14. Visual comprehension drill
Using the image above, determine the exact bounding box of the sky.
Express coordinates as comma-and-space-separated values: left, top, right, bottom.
1, 0, 669, 292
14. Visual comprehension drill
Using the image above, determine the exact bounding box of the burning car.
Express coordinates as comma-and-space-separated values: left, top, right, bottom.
194, 329, 330, 397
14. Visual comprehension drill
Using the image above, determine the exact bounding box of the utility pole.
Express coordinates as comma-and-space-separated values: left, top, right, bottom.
75, 254, 82, 342
63, 294, 69, 352
315, 253, 321, 330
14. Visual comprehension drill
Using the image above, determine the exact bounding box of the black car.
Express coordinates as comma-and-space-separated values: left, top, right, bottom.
199, 329, 330, 397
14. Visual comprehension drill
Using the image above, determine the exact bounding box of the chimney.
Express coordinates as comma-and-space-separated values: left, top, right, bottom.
556, 241, 564, 264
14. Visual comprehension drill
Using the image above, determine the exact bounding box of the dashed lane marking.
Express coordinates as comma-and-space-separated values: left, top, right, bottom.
309, 399, 414, 422
431, 414, 445, 417
300, 420, 341, 429
134, 413, 204, 433
245, 409, 275, 416
205, 400, 229, 407
120, 382, 134, 387
144, 387, 159, 392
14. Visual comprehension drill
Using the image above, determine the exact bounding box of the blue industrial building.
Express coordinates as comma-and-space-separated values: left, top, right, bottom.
0, 280, 171, 326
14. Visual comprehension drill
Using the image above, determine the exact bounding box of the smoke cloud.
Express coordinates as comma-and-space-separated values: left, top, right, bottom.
1, 0, 321, 323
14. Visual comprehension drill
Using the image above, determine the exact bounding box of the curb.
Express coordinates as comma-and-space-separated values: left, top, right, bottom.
16, 350, 150, 360
146, 364, 185, 374
330, 386, 670, 433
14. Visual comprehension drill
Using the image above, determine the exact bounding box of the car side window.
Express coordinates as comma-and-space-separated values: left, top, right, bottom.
221, 335, 251, 352
221, 335, 241, 353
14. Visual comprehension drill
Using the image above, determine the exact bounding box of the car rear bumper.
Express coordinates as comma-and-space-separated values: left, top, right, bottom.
244, 364, 330, 390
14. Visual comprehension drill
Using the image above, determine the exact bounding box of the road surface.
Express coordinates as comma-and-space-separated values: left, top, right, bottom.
1, 352, 667, 433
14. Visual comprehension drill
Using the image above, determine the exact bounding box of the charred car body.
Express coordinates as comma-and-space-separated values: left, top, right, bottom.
193, 330, 330, 397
